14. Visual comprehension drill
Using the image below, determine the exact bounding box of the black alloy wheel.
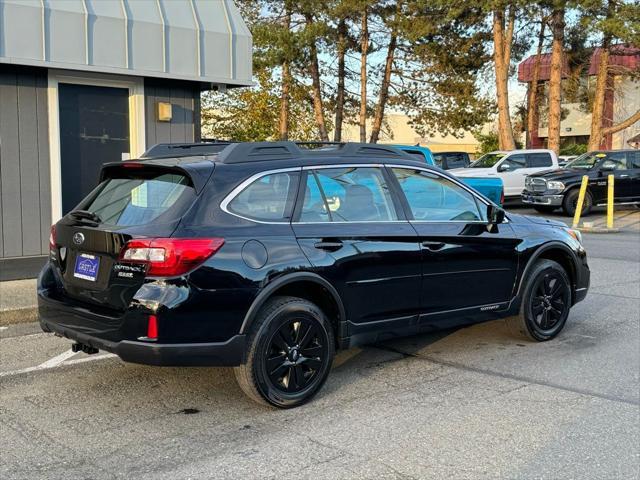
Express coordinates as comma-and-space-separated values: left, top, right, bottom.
234, 296, 335, 408
265, 317, 328, 393
506, 259, 572, 341
528, 270, 570, 331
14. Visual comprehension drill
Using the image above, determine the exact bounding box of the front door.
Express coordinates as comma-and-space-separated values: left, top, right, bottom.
292, 167, 422, 338
59, 83, 130, 214
389, 167, 520, 322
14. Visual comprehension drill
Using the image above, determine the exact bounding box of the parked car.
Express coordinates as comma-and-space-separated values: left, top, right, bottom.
522, 150, 640, 216
39, 141, 590, 408
433, 151, 472, 170
451, 149, 560, 200
396, 145, 504, 205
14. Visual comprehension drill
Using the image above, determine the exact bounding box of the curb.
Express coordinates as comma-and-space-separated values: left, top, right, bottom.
577, 227, 621, 234
0, 307, 38, 326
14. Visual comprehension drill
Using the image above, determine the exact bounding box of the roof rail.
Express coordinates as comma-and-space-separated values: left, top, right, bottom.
217, 141, 409, 164
141, 141, 232, 159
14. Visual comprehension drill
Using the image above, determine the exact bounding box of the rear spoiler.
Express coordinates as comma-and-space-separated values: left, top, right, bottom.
100, 159, 215, 194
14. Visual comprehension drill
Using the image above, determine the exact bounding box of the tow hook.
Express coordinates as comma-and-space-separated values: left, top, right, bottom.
71, 342, 99, 355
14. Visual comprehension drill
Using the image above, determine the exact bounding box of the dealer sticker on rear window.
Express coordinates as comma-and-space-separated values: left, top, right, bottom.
73, 253, 100, 282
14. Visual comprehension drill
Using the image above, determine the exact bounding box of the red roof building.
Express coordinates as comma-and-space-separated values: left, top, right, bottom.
518, 45, 640, 150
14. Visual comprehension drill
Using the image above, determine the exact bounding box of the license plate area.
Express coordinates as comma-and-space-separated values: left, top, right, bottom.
73, 253, 100, 282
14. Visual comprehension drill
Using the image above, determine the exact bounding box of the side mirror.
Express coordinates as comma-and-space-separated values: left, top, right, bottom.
498, 163, 511, 172
487, 204, 505, 225
600, 163, 615, 172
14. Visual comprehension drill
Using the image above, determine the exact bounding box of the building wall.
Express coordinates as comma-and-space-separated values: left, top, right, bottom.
612, 77, 640, 149
0, 65, 51, 261
341, 113, 482, 155
144, 79, 201, 146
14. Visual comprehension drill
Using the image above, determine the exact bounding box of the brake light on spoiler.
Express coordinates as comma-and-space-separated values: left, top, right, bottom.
119, 238, 225, 277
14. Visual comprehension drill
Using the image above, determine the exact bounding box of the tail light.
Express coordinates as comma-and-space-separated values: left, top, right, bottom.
500, 188, 505, 206
49, 224, 56, 251
119, 238, 225, 277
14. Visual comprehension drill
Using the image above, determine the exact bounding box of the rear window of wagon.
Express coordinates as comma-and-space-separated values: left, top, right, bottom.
81, 170, 196, 226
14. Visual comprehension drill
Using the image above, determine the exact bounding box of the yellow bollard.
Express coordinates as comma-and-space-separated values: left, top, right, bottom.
607, 174, 614, 229
572, 175, 589, 228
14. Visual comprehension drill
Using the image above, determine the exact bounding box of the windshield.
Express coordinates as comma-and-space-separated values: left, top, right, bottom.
565, 152, 602, 170
470, 153, 505, 168
81, 171, 195, 226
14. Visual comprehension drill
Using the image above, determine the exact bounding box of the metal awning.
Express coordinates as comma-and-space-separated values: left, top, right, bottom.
0, 0, 252, 88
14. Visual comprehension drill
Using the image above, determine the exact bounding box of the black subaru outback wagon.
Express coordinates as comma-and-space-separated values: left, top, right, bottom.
39, 142, 590, 408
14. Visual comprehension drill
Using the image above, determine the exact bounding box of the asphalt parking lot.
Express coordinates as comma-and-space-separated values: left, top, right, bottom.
1, 207, 639, 480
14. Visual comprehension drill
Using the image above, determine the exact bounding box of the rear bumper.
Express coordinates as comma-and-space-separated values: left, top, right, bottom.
38, 291, 246, 367
521, 191, 564, 206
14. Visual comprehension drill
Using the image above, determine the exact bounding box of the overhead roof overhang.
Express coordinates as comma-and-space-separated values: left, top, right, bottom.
0, 0, 253, 89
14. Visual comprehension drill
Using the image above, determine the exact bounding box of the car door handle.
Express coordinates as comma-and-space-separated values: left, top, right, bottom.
314, 240, 343, 252
421, 241, 445, 251
619, 174, 629, 178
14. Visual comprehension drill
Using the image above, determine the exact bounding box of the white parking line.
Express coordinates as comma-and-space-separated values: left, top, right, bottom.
0, 350, 117, 379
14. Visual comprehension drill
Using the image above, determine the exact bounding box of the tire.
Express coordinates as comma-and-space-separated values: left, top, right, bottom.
562, 188, 592, 217
533, 206, 556, 214
505, 259, 572, 342
234, 296, 335, 408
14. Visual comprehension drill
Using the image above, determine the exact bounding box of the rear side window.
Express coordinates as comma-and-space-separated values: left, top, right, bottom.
83, 172, 195, 226
527, 153, 553, 168
629, 151, 640, 169
403, 150, 427, 163
300, 167, 399, 222
227, 172, 299, 222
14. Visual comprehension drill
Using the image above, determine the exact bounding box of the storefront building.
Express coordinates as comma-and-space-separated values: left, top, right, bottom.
0, 0, 252, 279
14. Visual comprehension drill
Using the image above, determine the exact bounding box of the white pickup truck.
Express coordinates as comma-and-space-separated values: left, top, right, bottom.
451, 149, 560, 199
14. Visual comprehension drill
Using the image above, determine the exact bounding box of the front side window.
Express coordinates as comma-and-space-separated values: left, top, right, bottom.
393, 168, 486, 222
301, 167, 398, 222
629, 151, 640, 169
228, 172, 298, 222
600, 152, 627, 170
500, 154, 527, 171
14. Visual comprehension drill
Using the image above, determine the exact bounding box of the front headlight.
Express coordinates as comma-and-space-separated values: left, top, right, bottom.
547, 181, 565, 191
564, 227, 582, 244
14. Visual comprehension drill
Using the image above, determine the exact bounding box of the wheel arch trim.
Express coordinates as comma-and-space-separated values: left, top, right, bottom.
239, 272, 347, 336
514, 241, 580, 300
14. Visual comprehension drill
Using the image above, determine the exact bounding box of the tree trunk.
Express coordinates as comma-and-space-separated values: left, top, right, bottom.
359, 6, 369, 143
306, 15, 329, 141
278, 10, 292, 141
493, 8, 516, 150
370, 34, 397, 144
547, 8, 565, 155
334, 17, 347, 142
588, 0, 614, 151
527, 18, 546, 148
601, 109, 640, 136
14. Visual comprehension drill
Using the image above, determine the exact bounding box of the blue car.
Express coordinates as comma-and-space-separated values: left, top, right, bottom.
395, 145, 504, 205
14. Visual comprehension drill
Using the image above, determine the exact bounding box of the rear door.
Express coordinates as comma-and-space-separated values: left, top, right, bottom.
600, 152, 636, 201
291, 165, 422, 338
52, 166, 201, 310
388, 167, 520, 325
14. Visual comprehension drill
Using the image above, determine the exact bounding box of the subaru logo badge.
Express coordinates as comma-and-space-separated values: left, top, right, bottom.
73, 232, 85, 245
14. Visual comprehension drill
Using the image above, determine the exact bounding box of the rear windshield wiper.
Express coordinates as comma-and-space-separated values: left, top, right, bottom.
69, 209, 103, 224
